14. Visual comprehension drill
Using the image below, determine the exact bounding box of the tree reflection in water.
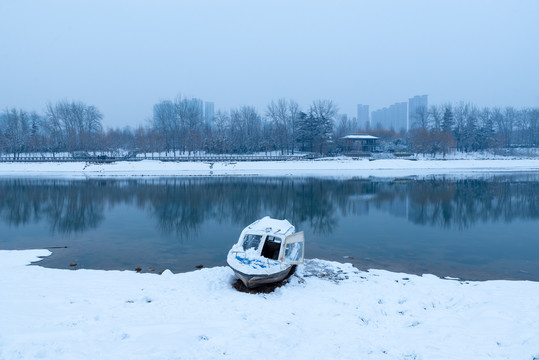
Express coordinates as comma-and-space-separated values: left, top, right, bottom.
0, 175, 538, 238
0, 179, 105, 233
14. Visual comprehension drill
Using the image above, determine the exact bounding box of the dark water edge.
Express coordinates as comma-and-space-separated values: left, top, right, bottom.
1, 174, 538, 281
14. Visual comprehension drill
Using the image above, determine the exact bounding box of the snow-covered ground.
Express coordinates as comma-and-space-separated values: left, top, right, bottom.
1, 250, 538, 360
0, 158, 538, 178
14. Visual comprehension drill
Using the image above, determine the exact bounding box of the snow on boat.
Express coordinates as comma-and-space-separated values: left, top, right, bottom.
227, 216, 305, 289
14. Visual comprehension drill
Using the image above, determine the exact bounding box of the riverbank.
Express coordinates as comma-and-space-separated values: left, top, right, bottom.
0, 158, 538, 178
1, 249, 538, 360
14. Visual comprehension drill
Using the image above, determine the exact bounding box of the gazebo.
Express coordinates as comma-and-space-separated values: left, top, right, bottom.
341, 134, 380, 154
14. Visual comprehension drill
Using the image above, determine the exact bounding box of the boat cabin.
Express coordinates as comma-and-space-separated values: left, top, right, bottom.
236, 217, 304, 265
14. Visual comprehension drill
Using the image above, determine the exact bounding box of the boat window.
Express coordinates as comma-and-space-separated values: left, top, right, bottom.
281, 231, 304, 264
284, 241, 304, 263
261, 236, 282, 260
242, 234, 262, 251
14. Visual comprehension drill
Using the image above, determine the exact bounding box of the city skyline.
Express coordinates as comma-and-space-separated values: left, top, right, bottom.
359, 95, 428, 132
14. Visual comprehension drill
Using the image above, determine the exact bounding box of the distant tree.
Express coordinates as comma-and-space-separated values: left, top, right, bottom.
0, 108, 30, 158
429, 105, 442, 131
527, 108, 539, 146
437, 129, 456, 157
175, 97, 203, 155
409, 127, 430, 155
266, 98, 301, 154
453, 102, 471, 151
500, 107, 517, 147
476, 108, 494, 150
100, 127, 135, 156
462, 105, 480, 152
83, 105, 103, 153
333, 114, 358, 152
25, 111, 49, 154
211, 110, 231, 153
152, 100, 177, 154
513, 108, 535, 147
305, 100, 338, 154
229, 106, 262, 153
44, 101, 103, 154
133, 126, 146, 156
410, 105, 429, 129
441, 104, 454, 133
296, 111, 310, 151
260, 120, 274, 154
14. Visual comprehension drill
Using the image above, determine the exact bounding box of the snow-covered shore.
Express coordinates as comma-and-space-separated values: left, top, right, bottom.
1, 250, 538, 360
0, 158, 538, 178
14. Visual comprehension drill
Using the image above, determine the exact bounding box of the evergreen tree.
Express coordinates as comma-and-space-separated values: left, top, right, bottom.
441, 105, 454, 133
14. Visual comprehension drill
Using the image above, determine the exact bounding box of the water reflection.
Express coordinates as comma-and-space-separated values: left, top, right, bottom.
0, 179, 106, 233
408, 177, 539, 228
0, 175, 538, 237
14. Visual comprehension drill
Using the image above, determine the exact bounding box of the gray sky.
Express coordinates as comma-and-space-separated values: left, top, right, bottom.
1, 0, 538, 128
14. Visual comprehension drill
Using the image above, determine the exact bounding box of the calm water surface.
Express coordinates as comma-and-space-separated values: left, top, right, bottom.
1, 175, 538, 280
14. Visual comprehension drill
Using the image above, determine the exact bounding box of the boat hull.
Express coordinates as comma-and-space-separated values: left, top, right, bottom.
230, 265, 293, 289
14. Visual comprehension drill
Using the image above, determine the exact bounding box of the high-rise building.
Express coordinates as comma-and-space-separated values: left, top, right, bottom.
408, 95, 428, 129
371, 108, 385, 130
371, 102, 408, 133
204, 102, 215, 126
192, 98, 204, 120
357, 104, 370, 129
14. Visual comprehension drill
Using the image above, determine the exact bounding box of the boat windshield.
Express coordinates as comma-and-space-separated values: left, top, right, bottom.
242, 234, 262, 251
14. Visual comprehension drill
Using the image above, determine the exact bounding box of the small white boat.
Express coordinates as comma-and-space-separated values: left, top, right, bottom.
227, 216, 305, 289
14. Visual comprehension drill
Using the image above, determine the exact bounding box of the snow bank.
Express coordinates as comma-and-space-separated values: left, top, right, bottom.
1, 250, 538, 360
0, 158, 538, 178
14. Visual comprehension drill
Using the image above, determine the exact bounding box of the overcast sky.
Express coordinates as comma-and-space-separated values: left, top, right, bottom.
1, 0, 538, 128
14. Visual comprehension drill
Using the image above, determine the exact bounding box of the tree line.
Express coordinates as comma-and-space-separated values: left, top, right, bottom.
408, 103, 539, 156
1, 97, 538, 158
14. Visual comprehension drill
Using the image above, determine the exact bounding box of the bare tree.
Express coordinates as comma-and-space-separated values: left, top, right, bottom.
410, 105, 429, 129
152, 100, 177, 154
229, 106, 262, 153
526, 108, 539, 146
0, 108, 30, 158
44, 102, 65, 157
45, 101, 103, 155
334, 114, 358, 151
212, 110, 231, 153
175, 97, 203, 155
266, 98, 300, 154
83, 105, 103, 153
429, 105, 442, 131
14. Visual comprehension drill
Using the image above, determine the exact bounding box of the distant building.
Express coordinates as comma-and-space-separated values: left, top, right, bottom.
341, 133, 380, 154
371, 102, 407, 133
408, 95, 428, 129
189, 98, 204, 120
204, 102, 214, 126
371, 108, 384, 130
357, 104, 370, 129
